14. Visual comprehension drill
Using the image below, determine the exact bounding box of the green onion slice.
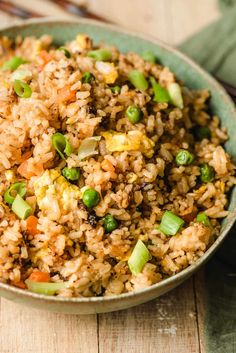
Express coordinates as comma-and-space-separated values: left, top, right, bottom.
196, 212, 211, 227
52, 132, 73, 160
2, 56, 27, 71
78, 136, 101, 161
4, 182, 26, 205
150, 77, 170, 103
128, 70, 148, 90
12, 194, 32, 220
128, 240, 152, 276
159, 211, 184, 236
87, 49, 112, 61
57, 47, 71, 58
14, 80, 32, 98
25, 280, 67, 295
167, 82, 184, 109
141, 50, 157, 63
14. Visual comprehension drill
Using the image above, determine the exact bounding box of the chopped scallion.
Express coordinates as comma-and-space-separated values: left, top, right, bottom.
159, 211, 184, 236
2, 56, 27, 71
52, 132, 73, 160
150, 77, 170, 103
4, 182, 26, 205
25, 279, 67, 295
196, 212, 211, 227
13, 80, 32, 98
128, 239, 151, 275
87, 49, 112, 61
128, 70, 148, 90
12, 194, 32, 220
57, 47, 71, 58
167, 82, 184, 109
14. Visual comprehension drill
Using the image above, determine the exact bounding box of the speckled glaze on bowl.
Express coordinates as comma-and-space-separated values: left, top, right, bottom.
0, 18, 235, 314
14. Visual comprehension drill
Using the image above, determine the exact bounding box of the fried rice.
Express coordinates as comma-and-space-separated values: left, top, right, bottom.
0, 33, 235, 297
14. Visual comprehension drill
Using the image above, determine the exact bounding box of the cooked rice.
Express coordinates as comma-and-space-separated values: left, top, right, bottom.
0, 34, 235, 297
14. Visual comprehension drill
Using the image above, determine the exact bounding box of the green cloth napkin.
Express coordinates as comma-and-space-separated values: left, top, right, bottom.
179, 5, 236, 353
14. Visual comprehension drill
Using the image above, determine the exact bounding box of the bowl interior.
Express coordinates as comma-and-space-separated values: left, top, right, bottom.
0, 19, 235, 310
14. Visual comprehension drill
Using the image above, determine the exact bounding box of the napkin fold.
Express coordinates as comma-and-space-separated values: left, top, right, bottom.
179, 5, 236, 353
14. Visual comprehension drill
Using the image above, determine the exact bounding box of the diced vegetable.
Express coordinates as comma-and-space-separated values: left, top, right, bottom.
2, 56, 27, 71
128, 239, 151, 275
196, 212, 211, 227
82, 71, 95, 84
12, 194, 32, 220
14, 80, 32, 98
200, 163, 215, 183
128, 70, 148, 90
52, 132, 73, 160
194, 126, 211, 140
167, 82, 184, 109
95, 61, 118, 84
77, 136, 101, 160
87, 49, 112, 61
103, 214, 118, 233
175, 149, 194, 166
25, 279, 67, 295
126, 105, 143, 124
58, 85, 76, 102
62, 167, 80, 181
141, 50, 157, 63
28, 271, 50, 282
26, 215, 39, 236
4, 182, 26, 205
111, 85, 121, 94
150, 77, 170, 103
82, 188, 101, 208
57, 47, 71, 58
159, 211, 184, 236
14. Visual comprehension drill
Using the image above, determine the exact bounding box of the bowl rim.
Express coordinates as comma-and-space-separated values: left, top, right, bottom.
0, 17, 235, 304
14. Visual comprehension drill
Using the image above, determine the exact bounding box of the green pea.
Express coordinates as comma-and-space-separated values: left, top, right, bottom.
82, 71, 95, 84
111, 85, 121, 94
57, 47, 71, 58
200, 163, 215, 183
194, 126, 211, 140
13, 80, 32, 98
62, 167, 80, 181
141, 50, 157, 63
196, 212, 211, 227
87, 49, 112, 61
175, 150, 194, 166
103, 214, 118, 233
82, 188, 100, 208
128, 70, 148, 90
126, 105, 143, 124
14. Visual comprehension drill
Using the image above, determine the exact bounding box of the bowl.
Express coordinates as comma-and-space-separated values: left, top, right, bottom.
0, 18, 235, 314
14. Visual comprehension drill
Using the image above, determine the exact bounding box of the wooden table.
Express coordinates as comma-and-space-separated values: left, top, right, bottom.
0, 1, 221, 352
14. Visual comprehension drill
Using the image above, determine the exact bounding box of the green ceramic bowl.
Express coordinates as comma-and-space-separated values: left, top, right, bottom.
0, 19, 235, 314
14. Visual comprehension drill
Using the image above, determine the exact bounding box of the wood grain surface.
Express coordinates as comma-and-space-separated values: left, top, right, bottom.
0, 1, 220, 352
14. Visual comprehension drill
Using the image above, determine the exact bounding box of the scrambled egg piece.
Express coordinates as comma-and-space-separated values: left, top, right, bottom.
76, 34, 92, 49
95, 61, 118, 84
101, 130, 155, 158
34, 169, 81, 221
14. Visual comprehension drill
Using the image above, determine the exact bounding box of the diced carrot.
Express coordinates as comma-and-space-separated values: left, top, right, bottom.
58, 85, 76, 103
101, 159, 115, 172
12, 281, 27, 289
28, 271, 50, 282
38, 50, 52, 64
21, 151, 32, 162
26, 215, 39, 236
17, 160, 35, 179
17, 159, 44, 179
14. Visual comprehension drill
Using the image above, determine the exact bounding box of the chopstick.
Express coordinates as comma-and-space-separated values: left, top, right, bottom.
0, 1, 235, 102
48, 0, 109, 22
0, 1, 42, 18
